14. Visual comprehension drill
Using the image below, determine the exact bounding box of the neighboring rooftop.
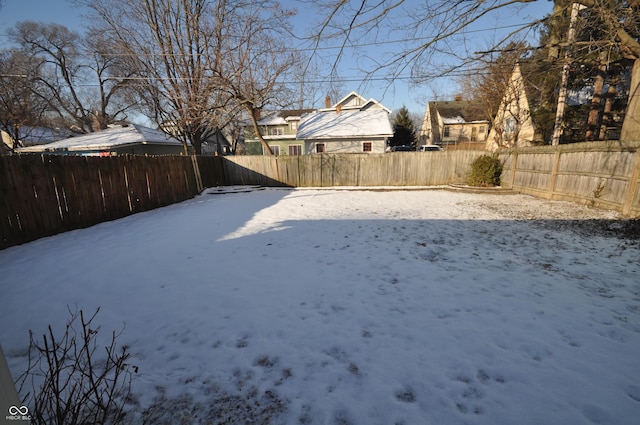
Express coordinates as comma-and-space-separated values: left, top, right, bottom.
297, 109, 393, 140
257, 109, 315, 126
321, 91, 392, 113
430, 100, 489, 124
17, 124, 185, 153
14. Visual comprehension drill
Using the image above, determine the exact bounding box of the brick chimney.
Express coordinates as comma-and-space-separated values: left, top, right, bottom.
325, 96, 331, 108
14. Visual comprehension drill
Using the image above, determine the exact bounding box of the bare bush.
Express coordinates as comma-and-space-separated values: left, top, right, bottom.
16, 307, 133, 425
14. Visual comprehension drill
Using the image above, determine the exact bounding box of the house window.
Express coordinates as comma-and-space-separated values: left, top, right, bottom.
504, 118, 516, 134
290, 121, 298, 131
268, 145, 280, 156
316, 143, 325, 154
289, 145, 302, 155
443, 126, 450, 137
471, 127, 478, 142
363, 142, 372, 152
479, 126, 486, 134
270, 128, 284, 136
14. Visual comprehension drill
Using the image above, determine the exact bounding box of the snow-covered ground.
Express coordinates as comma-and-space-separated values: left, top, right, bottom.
1, 187, 639, 424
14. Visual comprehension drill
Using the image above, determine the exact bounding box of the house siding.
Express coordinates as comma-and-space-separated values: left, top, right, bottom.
486, 63, 537, 150
420, 101, 490, 149
245, 109, 313, 155
304, 138, 387, 154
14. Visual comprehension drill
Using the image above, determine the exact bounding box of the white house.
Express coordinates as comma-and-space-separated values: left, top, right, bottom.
297, 92, 393, 154
486, 63, 537, 150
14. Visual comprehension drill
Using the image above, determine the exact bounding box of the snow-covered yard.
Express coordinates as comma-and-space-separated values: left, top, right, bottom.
1, 187, 639, 424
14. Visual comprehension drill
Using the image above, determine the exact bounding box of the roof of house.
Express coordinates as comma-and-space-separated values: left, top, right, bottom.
297, 109, 393, 140
430, 101, 489, 124
17, 124, 185, 153
2, 127, 76, 153
257, 109, 315, 126
321, 91, 392, 114
15, 127, 76, 145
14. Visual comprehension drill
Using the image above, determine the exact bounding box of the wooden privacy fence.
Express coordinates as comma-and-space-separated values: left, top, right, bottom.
222, 151, 486, 187
1, 155, 224, 249
7, 144, 637, 250
498, 141, 640, 217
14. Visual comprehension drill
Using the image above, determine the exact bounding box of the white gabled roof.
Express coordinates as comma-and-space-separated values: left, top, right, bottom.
297, 109, 393, 140
321, 91, 392, 114
257, 112, 287, 126
333, 91, 368, 109
17, 124, 185, 153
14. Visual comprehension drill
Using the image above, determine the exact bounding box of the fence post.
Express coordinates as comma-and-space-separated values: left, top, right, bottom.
190, 154, 203, 193
505, 150, 518, 189
549, 148, 561, 199
623, 148, 640, 216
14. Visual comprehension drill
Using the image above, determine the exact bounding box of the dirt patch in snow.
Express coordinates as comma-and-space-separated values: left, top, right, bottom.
472, 195, 640, 241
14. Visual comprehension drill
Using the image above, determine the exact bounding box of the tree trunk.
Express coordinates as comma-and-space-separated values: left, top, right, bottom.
585, 54, 607, 141
599, 77, 617, 140
246, 106, 274, 156
191, 132, 203, 156
620, 59, 640, 142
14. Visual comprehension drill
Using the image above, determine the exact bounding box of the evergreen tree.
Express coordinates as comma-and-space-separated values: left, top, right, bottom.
390, 106, 417, 148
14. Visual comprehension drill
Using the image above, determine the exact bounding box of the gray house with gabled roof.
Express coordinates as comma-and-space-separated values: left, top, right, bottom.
297, 92, 393, 154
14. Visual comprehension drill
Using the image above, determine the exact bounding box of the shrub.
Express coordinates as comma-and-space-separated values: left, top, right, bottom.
467, 154, 503, 187
17, 307, 134, 425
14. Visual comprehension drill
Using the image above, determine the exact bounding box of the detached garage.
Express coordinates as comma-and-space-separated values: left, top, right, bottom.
17, 124, 189, 156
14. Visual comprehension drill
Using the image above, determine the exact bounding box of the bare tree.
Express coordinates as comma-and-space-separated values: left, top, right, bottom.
214, 0, 299, 155
0, 51, 49, 151
82, 0, 299, 156
310, 0, 640, 142
80, 0, 233, 154
459, 41, 530, 148
8, 22, 133, 134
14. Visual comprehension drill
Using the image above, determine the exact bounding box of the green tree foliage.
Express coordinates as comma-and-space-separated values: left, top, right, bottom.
389, 106, 416, 148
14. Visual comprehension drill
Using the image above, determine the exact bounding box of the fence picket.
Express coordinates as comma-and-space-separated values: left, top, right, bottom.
0, 155, 218, 249
3, 145, 638, 249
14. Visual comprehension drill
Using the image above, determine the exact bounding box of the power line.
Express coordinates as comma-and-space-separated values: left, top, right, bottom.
0, 20, 542, 57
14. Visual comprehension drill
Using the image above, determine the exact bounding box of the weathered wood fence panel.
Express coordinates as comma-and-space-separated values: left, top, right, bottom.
498, 141, 640, 217
5, 144, 638, 250
1, 155, 224, 249
223, 151, 486, 187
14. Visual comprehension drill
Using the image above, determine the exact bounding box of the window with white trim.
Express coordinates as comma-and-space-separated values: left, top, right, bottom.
289, 145, 302, 155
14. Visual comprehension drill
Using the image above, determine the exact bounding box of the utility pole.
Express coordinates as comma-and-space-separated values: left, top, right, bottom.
551, 3, 586, 145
